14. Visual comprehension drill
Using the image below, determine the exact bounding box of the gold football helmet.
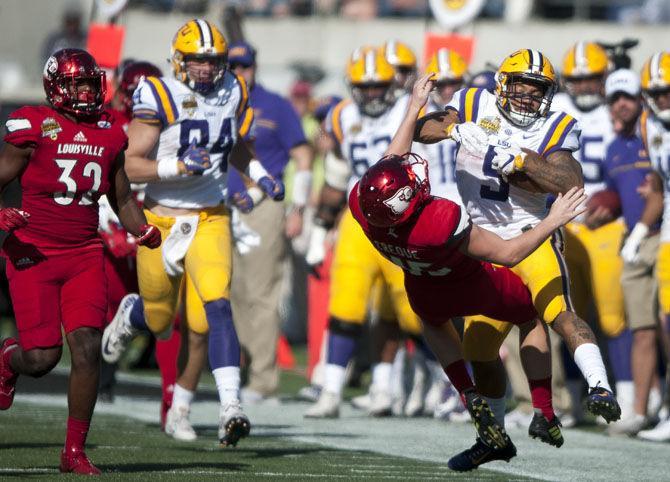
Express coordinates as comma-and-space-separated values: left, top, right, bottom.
346, 46, 397, 117
495, 49, 557, 127
425, 48, 468, 105
382, 40, 417, 94
171, 19, 228, 93
561, 42, 610, 111
641, 52, 670, 123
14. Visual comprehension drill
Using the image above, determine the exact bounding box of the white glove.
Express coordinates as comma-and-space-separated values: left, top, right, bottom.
305, 224, 328, 268
447, 122, 490, 155
492, 149, 526, 179
621, 222, 649, 264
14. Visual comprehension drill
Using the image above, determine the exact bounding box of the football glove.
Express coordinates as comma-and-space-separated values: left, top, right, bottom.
305, 224, 327, 274
621, 222, 648, 264
445, 122, 489, 155
257, 176, 285, 201
100, 223, 137, 258
0, 208, 29, 232
137, 224, 161, 249
230, 191, 255, 214
492, 150, 526, 178
179, 140, 211, 175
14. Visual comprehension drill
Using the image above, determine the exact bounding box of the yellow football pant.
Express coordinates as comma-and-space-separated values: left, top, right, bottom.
463, 232, 572, 361
564, 221, 626, 337
136, 206, 232, 336
657, 241, 670, 315
328, 210, 421, 335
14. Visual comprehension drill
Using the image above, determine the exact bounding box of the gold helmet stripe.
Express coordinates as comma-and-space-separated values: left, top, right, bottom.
195, 19, 213, 49
651, 52, 662, 83
438, 48, 451, 76
386, 40, 398, 65
364, 49, 375, 80
575, 41, 586, 69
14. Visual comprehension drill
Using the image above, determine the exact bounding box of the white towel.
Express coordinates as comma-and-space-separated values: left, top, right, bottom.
161, 215, 199, 276
231, 208, 261, 255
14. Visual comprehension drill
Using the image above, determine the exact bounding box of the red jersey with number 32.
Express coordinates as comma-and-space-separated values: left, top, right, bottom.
3, 105, 127, 252
349, 184, 485, 281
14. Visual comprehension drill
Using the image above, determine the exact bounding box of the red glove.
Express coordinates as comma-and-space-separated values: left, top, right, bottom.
0, 208, 29, 232
100, 223, 137, 258
137, 224, 161, 249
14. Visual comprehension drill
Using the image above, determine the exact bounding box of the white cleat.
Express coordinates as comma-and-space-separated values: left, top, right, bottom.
368, 387, 393, 417
165, 406, 197, 442
219, 400, 251, 447
607, 413, 647, 436
423, 379, 446, 416
304, 390, 340, 418
101, 293, 140, 363
297, 385, 322, 403
637, 416, 670, 442
504, 407, 534, 429
350, 393, 371, 411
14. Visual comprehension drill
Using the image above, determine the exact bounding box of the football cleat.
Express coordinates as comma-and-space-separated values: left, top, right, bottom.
0, 338, 19, 410
219, 400, 251, 447
528, 413, 564, 447
463, 390, 510, 450
368, 386, 393, 417
637, 417, 670, 442
448, 437, 517, 472
607, 413, 646, 436
101, 293, 140, 363
586, 385, 622, 423
165, 406, 197, 442
60, 447, 101, 475
297, 384, 322, 403
304, 390, 341, 419
350, 393, 371, 411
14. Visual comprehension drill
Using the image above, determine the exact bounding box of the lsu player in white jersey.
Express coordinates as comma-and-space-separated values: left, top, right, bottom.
101, 19, 284, 446
637, 52, 670, 442
304, 47, 422, 418
552, 44, 633, 415
414, 50, 622, 441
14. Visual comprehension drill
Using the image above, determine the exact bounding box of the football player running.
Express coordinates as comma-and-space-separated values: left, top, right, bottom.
350, 72, 587, 470
304, 47, 425, 418
637, 52, 670, 442
0, 49, 161, 474
552, 43, 633, 419
415, 49, 621, 429
101, 19, 283, 446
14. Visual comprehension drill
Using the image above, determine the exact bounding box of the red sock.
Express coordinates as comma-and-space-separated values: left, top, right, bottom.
529, 377, 555, 421
156, 319, 181, 407
444, 359, 475, 394
65, 417, 90, 452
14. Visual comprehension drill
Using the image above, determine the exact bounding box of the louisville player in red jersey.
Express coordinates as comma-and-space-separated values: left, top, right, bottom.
0, 49, 161, 475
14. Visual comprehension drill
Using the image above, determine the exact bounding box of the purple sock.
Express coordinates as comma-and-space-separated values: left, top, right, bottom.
205, 298, 240, 369
129, 297, 148, 331
607, 329, 633, 382
326, 332, 357, 368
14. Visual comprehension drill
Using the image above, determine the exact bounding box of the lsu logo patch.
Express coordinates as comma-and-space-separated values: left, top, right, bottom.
40, 117, 62, 140
383, 186, 414, 215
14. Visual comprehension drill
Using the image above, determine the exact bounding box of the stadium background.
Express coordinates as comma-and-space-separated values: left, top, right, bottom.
0, 1, 669, 480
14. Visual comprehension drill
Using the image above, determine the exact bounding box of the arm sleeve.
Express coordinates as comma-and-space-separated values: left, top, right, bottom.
4, 106, 40, 148
445, 88, 466, 121
542, 116, 581, 155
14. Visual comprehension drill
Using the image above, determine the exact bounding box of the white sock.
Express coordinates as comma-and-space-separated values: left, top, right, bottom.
390, 347, 406, 401
172, 383, 194, 410
323, 363, 346, 396
483, 396, 506, 429
212, 366, 240, 405
372, 362, 392, 392
648, 386, 663, 416
573, 343, 612, 391
615, 380, 634, 417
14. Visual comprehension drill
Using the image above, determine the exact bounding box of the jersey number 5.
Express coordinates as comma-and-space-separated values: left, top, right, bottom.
54, 159, 102, 206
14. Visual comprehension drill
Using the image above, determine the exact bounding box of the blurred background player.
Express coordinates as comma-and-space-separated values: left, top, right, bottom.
100, 19, 283, 446
598, 69, 663, 436
0, 48, 160, 474
382, 39, 417, 97
226, 41, 313, 403
304, 46, 423, 418
637, 51, 670, 442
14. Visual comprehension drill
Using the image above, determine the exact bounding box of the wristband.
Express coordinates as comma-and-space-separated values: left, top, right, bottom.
291, 170, 312, 207
247, 186, 264, 205
246, 159, 269, 183
157, 157, 181, 180
628, 222, 649, 242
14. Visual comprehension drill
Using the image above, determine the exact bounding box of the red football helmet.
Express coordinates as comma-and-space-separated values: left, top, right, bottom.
117, 61, 163, 115
43, 48, 106, 117
358, 153, 430, 228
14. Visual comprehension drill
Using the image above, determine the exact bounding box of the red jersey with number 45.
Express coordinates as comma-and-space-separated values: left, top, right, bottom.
3, 105, 127, 253
349, 184, 485, 281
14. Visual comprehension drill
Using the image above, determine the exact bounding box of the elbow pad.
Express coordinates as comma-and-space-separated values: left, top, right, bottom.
324, 151, 351, 191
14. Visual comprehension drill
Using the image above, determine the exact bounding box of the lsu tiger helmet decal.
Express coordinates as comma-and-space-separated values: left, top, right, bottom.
171, 19, 228, 94
425, 48, 468, 105
495, 49, 558, 127
562, 41, 610, 111
382, 40, 417, 94
346, 46, 397, 118
641, 52, 670, 124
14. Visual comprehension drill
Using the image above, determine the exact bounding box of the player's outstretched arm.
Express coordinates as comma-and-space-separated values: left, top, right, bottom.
229, 138, 285, 201
387, 73, 434, 155
124, 120, 163, 182
413, 110, 460, 145
515, 149, 584, 195
0, 143, 31, 231
461, 187, 587, 267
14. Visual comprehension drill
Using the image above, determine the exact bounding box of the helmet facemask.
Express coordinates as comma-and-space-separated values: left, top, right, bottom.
496, 73, 556, 127
430, 79, 463, 107
351, 81, 396, 118
643, 88, 670, 125
564, 74, 605, 112
53, 72, 106, 117
179, 52, 227, 94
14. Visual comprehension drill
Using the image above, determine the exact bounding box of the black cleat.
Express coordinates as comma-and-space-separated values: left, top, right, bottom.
448, 437, 517, 472
463, 391, 509, 450
586, 386, 621, 423
529, 413, 564, 447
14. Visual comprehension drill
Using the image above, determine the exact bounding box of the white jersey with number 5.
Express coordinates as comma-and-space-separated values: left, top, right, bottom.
641, 109, 670, 242
446, 87, 581, 239
132, 72, 254, 209
326, 94, 410, 194
552, 92, 614, 196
